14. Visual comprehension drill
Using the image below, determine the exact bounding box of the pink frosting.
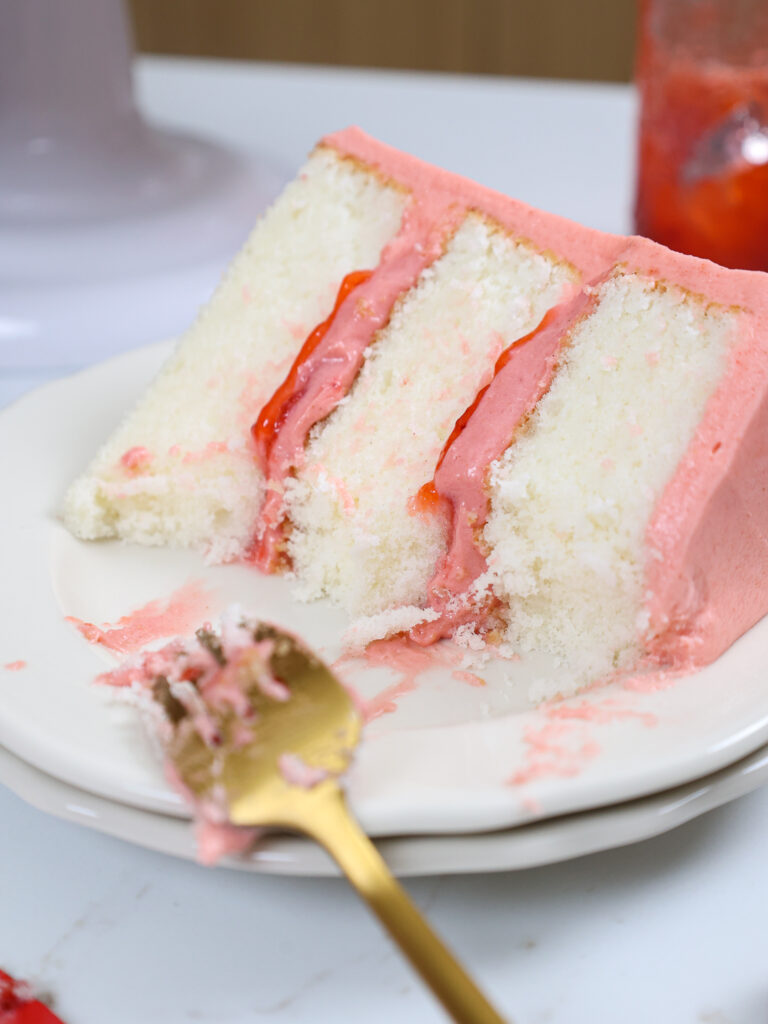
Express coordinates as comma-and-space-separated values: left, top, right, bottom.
643, 319, 768, 668
66, 580, 212, 655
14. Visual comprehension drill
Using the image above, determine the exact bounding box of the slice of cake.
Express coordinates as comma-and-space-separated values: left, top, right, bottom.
62, 144, 407, 562
64, 128, 768, 694
411, 260, 767, 692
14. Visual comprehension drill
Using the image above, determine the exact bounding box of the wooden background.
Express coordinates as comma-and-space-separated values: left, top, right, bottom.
127, 0, 638, 83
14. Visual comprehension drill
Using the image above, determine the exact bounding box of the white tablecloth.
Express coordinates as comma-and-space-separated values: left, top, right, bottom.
2, 57, 766, 1024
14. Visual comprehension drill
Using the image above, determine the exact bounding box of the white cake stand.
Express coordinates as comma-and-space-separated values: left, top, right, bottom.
0, 0, 287, 368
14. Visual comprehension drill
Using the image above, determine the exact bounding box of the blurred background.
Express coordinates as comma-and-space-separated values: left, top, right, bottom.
127, 0, 637, 82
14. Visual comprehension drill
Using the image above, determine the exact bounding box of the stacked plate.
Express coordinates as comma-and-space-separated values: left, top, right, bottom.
2, 344, 768, 877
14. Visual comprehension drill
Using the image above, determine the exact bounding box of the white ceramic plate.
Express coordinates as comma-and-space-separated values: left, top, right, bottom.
3, 739, 768, 877
2, 343, 768, 837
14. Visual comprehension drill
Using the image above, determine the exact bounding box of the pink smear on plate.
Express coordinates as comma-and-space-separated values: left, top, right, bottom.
508, 721, 602, 786
335, 636, 484, 722
3, 661, 26, 672
451, 669, 486, 688
66, 580, 212, 655
543, 698, 658, 728
507, 697, 658, 786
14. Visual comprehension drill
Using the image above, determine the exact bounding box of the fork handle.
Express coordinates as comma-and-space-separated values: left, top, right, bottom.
295, 785, 508, 1024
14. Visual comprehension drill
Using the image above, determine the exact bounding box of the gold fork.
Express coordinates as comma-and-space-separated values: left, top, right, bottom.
165, 623, 508, 1024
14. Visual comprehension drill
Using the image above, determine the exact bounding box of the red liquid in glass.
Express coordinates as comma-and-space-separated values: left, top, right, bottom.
635, 28, 768, 270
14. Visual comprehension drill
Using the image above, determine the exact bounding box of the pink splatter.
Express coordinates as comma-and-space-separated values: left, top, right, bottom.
602, 354, 618, 369
508, 721, 601, 786
334, 637, 477, 722
507, 697, 658, 786
3, 661, 26, 672
544, 698, 657, 728
451, 669, 486, 688
119, 446, 153, 473
363, 678, 419, 722
600, 457, 615, 473
520, 794, 543, 815
66, 580, 212, 655
645, 350, 660, 367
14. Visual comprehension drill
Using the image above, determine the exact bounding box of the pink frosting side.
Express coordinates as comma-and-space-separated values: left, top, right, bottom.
643, 315, 768, 668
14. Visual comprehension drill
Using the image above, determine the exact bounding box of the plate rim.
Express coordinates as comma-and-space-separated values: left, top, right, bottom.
2, 739, 767, 877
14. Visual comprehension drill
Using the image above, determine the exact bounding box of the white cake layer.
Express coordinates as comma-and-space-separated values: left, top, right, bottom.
286, 213, 574, 614
62, 148, 407, 562
483, 273, 736, 697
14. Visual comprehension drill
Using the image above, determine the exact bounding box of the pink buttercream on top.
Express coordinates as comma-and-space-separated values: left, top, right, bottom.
3, 661, 26, 671
66, 580, 212, 655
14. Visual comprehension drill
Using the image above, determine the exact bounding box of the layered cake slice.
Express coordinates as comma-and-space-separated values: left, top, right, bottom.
62, 144, 407, 562
64, 128, 768, 692
412, 260, 767, 691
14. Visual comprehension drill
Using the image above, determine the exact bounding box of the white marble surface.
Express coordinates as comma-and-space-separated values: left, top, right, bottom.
2, 56, 767, 1024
